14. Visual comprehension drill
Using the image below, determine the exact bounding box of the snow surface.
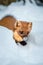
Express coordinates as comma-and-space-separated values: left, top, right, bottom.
0, 1, 43, 65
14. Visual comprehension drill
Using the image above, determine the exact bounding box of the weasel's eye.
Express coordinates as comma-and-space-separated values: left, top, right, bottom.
27, 31, 29, 34
19, 31, 23, 34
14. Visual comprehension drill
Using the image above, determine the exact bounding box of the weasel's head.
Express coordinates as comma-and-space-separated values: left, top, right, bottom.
13, 20, 32, 43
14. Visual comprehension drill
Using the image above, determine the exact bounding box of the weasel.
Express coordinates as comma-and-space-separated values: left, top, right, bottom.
0, 16, 32, 46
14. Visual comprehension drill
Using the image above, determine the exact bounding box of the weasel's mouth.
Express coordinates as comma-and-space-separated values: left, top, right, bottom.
23, 37, 28, 41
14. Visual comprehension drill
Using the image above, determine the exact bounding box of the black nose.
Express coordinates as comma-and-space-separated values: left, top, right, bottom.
19, 31, 23, 34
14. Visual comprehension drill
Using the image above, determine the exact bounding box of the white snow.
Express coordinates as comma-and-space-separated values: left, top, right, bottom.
0, 1, 43, 65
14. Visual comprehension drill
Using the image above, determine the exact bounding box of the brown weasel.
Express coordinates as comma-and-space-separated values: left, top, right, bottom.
0, 16, 32, 45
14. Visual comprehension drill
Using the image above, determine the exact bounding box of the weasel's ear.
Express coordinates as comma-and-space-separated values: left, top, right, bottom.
17, 20, 21, 26
28, 22, 32, 27
14, 20, 18, 27
28, 22, 32, 32
14, 20, 21, 27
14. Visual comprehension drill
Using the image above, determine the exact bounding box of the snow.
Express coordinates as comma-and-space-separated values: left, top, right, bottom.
0, 1, 43, 65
